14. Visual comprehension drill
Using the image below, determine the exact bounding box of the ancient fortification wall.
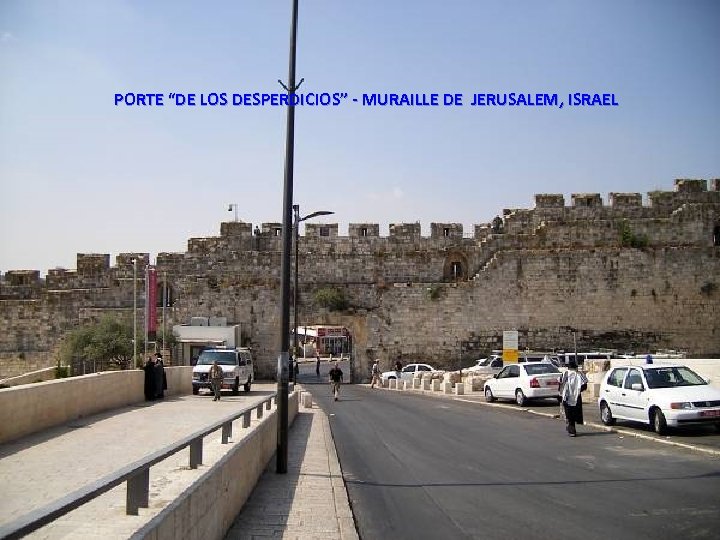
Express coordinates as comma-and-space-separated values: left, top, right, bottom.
1, 178, 719, 379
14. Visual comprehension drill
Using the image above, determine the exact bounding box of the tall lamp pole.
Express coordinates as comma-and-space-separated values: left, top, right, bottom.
293, 206, 334, 377
277, 0, 302, 474
133, 258, 138, 369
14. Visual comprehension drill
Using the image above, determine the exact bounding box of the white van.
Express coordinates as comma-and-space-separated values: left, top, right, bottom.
192, 347, 255, 395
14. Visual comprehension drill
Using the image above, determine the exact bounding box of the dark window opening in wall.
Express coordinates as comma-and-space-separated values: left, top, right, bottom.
451, 262, 463, 281
443, 228, 450, 237
274, 228, 281, 236
320, 227, 330, 237
360, 227, 368, 237
714, 225, 720, 246
156, 282, 175, 307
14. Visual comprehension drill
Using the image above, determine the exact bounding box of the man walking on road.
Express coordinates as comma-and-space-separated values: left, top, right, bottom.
329, 362, 344, 401
370, 359, 380, 389
209, 360, 223, 401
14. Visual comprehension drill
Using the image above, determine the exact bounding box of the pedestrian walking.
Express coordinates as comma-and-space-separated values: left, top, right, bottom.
209, 360, 223, 401
559, 358, 588, 437
328, 362, 344, 401
316, 354, 321, 378
394, 356, 403, 372
370, 359, 380, 389
143, 357, 156, 401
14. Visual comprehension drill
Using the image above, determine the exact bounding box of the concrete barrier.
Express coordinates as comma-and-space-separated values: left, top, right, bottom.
132, 391, 299, 540
432, 380, 441, 392
422, 379, 431, 391
443, 382, 453, 394
302, 392, 313, 408
0, 366, 57, 387
455, 384, 465, 396
389, 379, 397, 389
0, 367, 192, 444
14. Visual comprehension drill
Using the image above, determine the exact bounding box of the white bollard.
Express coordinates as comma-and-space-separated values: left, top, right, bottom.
397, 380, 406, 390
422, 379, 431, 391
455, 384, 465, 396
302, 392, 313, 408
413, 378, 421, 389
443, 382, 453, 394
432, 380, 441, 392
389, 379, 397, 389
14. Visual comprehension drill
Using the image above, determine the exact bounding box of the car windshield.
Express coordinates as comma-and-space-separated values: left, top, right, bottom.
524, 364, 560, 375
643, 366, 707, 389
477, 358, 492, 366
196, 351, 237, 366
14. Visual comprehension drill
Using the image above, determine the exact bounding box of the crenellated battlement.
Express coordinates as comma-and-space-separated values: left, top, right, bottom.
1, 177, 719, 379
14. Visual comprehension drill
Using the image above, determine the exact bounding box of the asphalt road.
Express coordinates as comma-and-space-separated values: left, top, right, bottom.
304, 384, 720, 540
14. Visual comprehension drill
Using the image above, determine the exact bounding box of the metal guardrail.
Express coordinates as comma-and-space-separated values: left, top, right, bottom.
0, 393, 278, 540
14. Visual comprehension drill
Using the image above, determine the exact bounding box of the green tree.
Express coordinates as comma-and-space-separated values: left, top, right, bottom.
60, 316, 135, 370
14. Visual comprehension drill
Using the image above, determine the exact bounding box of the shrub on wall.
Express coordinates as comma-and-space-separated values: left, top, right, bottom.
618, 220, 649, 248
314, 287, 349, 311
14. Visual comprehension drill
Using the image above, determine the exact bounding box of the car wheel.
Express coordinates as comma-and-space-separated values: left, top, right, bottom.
192, 387, 199, 395
515, 389, 526, 407
244, 379, 252, 392
715, 423, 720, 433
232, 377, 240, 396
652, 408, 668, 435
556, 396, 562, 405
485, 386, 495, 402
388, 376, 396, 380
600, 401, 615, 426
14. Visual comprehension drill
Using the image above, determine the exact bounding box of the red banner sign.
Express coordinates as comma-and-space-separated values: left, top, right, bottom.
146, 267, 157, 335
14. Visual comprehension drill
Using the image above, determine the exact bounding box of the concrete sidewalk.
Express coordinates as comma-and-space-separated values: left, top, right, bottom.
225, 394, 358, 540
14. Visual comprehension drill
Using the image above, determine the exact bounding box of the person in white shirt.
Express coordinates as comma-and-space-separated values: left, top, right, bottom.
559, 358, 588, 437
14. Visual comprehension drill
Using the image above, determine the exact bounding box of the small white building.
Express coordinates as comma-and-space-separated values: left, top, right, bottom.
173, 317, 242, 366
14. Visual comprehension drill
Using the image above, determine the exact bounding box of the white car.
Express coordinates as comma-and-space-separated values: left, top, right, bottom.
466, 356, 504, 376
192, 347, 255, 395
380, 363, 437, 382
598, 364, 720, 435
484, 363, 562, 406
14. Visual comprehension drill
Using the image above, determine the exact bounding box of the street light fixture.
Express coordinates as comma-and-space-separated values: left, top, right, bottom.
228, 203, 239, 222
293, 206, 334, 377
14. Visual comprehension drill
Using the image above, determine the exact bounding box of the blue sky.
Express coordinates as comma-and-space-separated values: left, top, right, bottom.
1, 0, 718, 273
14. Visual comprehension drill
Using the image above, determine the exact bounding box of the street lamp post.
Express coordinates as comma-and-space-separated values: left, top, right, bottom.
276, 0, 300, 475
132, 258, 137, 369
293, 206, 334, 379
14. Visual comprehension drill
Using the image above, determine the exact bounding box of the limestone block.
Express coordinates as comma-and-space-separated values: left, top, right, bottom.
389, 379, 397, 389
455, 384, 465, 396
397, 380, 406, 390
432, 380, 441, 392
412, 378, 421, 389
443, 382, 453, 394
422, 379, 431, 391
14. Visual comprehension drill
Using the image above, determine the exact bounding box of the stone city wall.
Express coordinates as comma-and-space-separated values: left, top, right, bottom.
1, 179, 718, 379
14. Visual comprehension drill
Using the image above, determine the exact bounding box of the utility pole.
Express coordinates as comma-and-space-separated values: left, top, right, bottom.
277, 0, 301, 474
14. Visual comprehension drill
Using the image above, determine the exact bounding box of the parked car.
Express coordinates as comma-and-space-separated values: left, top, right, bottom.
598, 364, 720, 435
484, 363, 562, 406
466, 356, 504, 376
192, 347, 255, 395
558, 351, 614, 367
381, 363, 437, 382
